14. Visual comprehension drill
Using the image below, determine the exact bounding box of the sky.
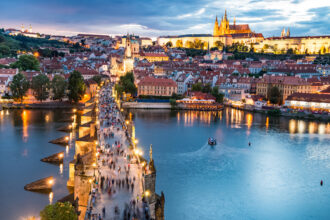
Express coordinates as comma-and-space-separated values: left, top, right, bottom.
0, 0, 329, 38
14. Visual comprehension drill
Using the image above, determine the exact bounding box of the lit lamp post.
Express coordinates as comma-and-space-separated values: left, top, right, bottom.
92, 162, 97, 177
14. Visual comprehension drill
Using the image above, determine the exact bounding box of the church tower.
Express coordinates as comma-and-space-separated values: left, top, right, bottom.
125, 34, 132, 58
281, 28, 286, 37
213, 16, 220, 36
286, 28, 290, 37
29, 24, 32, 33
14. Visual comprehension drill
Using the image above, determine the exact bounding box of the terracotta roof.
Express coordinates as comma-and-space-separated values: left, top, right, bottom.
287, 93, 330, 103
0, 68, 17, 75
229, 24, 250, 31
138, 77, 177, 87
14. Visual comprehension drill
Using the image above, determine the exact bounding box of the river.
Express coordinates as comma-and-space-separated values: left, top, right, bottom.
0, 109, 76, 220
129, 108, 330, 220
1, 108, 330, 220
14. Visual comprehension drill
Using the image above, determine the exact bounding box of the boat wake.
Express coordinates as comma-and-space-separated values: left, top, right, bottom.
178, 142, 249, 159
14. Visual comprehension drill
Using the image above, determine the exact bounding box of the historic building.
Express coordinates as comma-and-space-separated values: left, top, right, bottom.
213, 10, 252, 36
256, 75, 312, 102
137, 77, 177, 97
157, 10, 264, 49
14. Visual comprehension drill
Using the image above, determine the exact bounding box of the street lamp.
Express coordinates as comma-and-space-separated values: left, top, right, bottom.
92, 163, 97, 177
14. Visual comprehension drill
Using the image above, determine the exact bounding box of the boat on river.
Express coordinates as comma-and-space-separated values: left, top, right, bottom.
208, 137, 217, 146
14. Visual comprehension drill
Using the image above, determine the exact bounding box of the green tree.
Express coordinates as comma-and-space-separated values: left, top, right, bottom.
165, 41, 173, 48
175, 40, 183, 48
269, 86, 281, 104
40, 202, 77, 220
170, 98, 177, 109
68, 70, 86, 103
191, 82, 202, 91
202, 83, 212, 93
214, 41, 224, 50
10, 73, 29, 102
31, 74, 50, 101
92, 75, 102, 86
115, 71, 137, 97
0, 45, 10, 56
11, 55, 40, 71
211, 86, 224, 103
51, 75, 67, 101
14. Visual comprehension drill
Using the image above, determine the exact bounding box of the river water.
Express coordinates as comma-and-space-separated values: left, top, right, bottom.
0, 109, 76, 220
1, 108, 330, 220
129, 108, 330, 220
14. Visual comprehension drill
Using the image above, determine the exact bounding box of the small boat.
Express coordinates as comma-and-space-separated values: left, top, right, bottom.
208, 137, 217, 146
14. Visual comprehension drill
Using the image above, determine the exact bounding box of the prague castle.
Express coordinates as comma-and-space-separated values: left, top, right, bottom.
213, 10, 251, 36
158, 10, 263, 49
157, 10, 330, 54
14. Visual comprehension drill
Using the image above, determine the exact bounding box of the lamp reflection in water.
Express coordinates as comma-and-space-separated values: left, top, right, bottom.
265, 117, 269, 131
318, 124, 325, 134
289, 119, 296, 134
297, 121, 306, 134
308, 122, 317, 134
22, 110, 28, 142
59, 163, 63, 174
66, 145, 69, 154
49, 192, 53, 204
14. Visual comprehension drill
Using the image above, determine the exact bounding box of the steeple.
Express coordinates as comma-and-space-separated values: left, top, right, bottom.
21, 24, 24, 32
281, 28, 286, 37
286, 28, 290, 37
224, 9, 227, 21
233, 17, 236, 26
29, 24, 32, 33
149, 144, 153, 162
213, 16, 220, 36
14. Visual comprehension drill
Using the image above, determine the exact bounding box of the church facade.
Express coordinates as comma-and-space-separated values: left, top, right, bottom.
157, 10, 330, 54
213, 10, 252, 36
158, 10, 264, 49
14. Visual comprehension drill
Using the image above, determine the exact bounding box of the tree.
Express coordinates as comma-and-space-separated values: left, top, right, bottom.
51, 75, 67, 101
191, 82, 202, 91
214, 41, 224, 50
211, 86, 224, 103
165, 41, 173, 48
115, 71, 137, 97
10, 73, 29, 102
269, 86, 281, 104
40, 202, 77, 220
68, 70, 86, 103
92, 75, 102, 86
31, 74, 50, 101
0, 45, 10, 56
175, 40, 183, 48
202, 83, 212, 93
11, 55, 40, 71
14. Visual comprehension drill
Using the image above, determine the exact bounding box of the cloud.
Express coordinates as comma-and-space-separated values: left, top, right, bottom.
0, 0, 329, 37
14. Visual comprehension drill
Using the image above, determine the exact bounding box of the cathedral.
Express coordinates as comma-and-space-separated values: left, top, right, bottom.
213, 10, 252, 36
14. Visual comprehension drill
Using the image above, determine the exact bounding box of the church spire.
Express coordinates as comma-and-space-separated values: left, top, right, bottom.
281, 28, 286, 37
286, 28, 290, 37
213, 15, 220, 36
233, 17, 236, 26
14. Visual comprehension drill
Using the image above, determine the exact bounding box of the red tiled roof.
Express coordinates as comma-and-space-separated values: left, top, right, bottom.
0, 68, 17, 75
138, 77, 176, 87
287, 93, 330, 103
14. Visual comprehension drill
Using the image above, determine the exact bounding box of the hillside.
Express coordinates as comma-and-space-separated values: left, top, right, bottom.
0, 28, 68, 58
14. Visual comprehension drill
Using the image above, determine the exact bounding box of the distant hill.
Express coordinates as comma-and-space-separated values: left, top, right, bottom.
0, 28, 68, 58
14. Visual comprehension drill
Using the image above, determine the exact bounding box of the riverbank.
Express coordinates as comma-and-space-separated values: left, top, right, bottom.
225, 103, 330, 122
1, 101, 84, 109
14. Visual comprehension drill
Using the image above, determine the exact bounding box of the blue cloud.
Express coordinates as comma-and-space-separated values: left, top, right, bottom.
0, 0, 329, 37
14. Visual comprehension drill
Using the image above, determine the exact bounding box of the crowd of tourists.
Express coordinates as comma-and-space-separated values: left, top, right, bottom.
85, 84, 151, 220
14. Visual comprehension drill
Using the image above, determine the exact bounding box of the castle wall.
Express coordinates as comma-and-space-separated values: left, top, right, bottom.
254, 36, 330, 54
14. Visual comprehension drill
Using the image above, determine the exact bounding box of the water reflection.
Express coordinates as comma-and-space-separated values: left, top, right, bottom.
22, 110, 28, 142
132, 108, 330, 135
48, 192, 53, 204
